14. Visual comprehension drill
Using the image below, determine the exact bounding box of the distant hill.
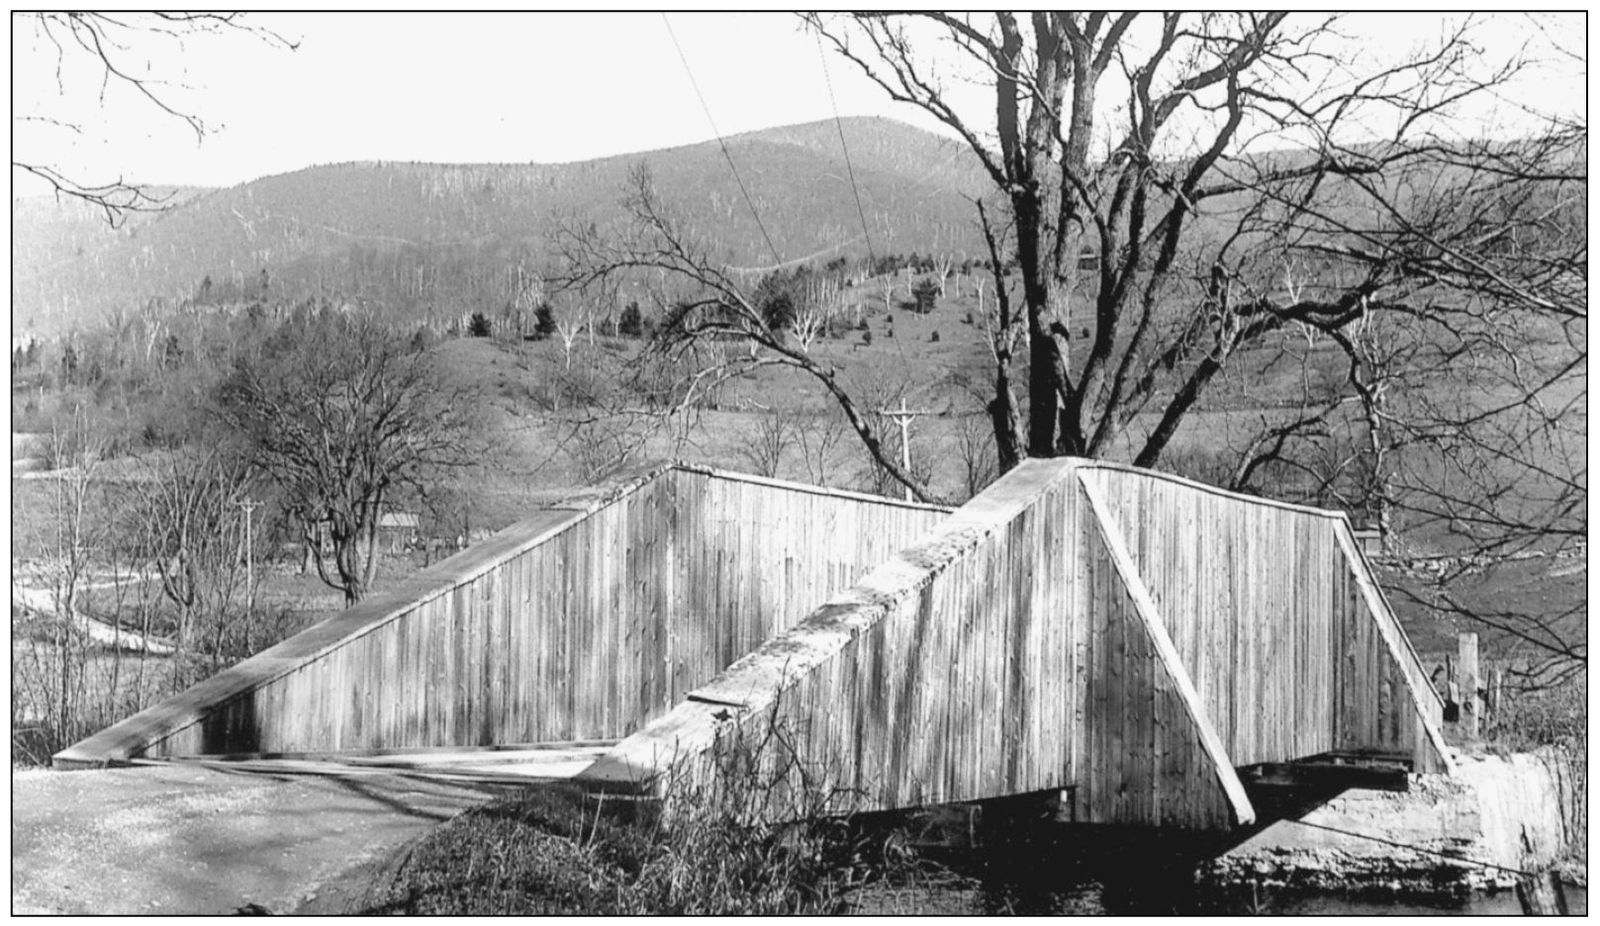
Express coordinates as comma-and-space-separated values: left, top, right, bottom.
12, 117, 992, 338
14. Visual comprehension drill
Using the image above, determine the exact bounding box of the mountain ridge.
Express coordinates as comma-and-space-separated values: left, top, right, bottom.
13, 117, 991, 337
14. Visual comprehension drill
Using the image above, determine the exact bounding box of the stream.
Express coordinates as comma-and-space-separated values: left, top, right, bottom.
1277, 887, 1585, 916
841, 821, 1585, 916
849, 871, 1586, 915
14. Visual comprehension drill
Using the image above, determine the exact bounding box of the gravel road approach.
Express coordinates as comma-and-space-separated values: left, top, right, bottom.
12, 763, 513, 914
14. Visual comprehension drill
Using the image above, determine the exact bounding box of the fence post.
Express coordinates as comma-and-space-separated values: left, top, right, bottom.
1516, 871, 1568, 914
1442, 654, 1460, 724
1458, 632, 1480, 739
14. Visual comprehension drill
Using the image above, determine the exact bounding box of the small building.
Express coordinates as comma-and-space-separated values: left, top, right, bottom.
377, 511, 420, 553
1351, 527, 1385, 558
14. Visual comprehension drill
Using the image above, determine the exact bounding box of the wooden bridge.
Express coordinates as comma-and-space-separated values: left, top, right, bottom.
58, 460, 1451, 831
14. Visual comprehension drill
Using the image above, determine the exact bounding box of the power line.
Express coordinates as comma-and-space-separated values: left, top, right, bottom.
814, 29, 876, 270
660, 13, 783, 268
1289, 819, 1536, 878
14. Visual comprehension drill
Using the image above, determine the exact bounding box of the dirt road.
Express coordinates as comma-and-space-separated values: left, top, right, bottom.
11, 763, 512, 915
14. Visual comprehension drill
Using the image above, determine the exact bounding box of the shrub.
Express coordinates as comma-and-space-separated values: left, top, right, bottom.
467, 312, 493, 338
355, 708, 901, 915
930, 330, 941, 343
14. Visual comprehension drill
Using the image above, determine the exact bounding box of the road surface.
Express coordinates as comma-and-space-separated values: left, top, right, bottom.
12, 763, 513, 915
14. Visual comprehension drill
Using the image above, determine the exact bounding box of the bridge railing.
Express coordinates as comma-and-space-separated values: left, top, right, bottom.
1073, 462, 1447, 772
581, 458, 1453, 831
55, 465, 948, 768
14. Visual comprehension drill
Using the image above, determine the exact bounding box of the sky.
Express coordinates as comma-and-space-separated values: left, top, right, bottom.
11, 11, 1587, 194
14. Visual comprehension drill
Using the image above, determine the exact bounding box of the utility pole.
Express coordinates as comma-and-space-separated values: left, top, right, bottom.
238, 498, 260, 651
876, 396, 936, 502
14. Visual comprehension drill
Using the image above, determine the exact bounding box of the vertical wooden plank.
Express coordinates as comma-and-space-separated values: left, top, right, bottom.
1084, 483, 1104, 818
1458, 632, 1480, 739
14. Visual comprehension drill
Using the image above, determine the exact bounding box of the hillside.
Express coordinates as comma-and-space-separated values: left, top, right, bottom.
12, 117, 990, 338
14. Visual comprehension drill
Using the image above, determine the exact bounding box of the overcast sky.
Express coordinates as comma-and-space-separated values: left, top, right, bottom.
11, 11, 1585, 193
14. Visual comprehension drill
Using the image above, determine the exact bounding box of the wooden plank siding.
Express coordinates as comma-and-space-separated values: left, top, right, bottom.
1075, 463, 1449, 774
1077, 477, 1254, 829
581, 458, 1449, 831
582, 460, 1252, 830
54, 465, 949, 768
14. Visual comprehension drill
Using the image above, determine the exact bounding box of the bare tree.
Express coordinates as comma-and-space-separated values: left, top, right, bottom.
954, 412, 999, 501
800, 13, 1584, 675
217, 314, 490, 605
27, 407, 105, 748
808, 13, 1568, 474
789, 274, 849, 349
971, 274, 989, 322
13, 12, 295, 225
136, 447, 253, 671
561, 408, 660, 484
932, 252, 956, 298
877, 274, 897, 315
551, 298, 592, 371
559, 164, 935, 501
735, 407, 797, 479
795, 404, 851, 488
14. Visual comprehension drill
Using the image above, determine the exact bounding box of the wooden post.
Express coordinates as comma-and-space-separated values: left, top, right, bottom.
1489, 669, 1504, 725
1516, 871, 1569, 915
1443, 654, 1460, 724
1458, 632, 1479, 738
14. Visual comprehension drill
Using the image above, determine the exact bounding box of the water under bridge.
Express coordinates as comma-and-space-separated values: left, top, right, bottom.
59, 459, 1451, 832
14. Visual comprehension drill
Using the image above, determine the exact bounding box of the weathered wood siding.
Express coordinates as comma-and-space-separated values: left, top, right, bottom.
56, 466, 947, 765
582, 459, 1450, 829
667, 470, 950, 701
1332, 529, 1449, 772
582, 460, 1253, 830
1077, 464, 1447, 773
1077, 477, 1251, 828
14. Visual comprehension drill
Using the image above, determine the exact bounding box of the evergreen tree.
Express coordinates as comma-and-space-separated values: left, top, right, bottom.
534, 303, 557, 339
618, 301, 643, 337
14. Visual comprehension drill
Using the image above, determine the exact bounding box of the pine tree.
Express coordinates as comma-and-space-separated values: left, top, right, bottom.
619, 301, 643, 337
534, 303, 557, 339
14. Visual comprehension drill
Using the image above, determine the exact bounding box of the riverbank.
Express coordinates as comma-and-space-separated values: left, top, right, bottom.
280, 740, 1584, 914
1202, 744, 1585, 898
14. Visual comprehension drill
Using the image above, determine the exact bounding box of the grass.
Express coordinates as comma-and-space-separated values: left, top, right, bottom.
353, 786, 879, 915
351, 709, 903, 915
